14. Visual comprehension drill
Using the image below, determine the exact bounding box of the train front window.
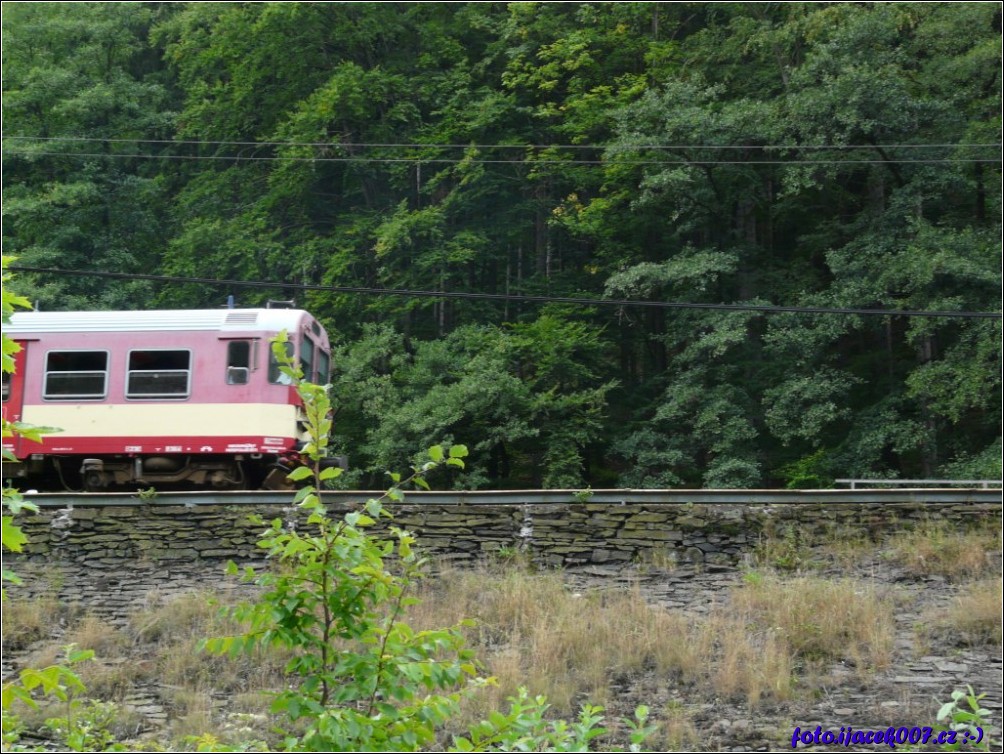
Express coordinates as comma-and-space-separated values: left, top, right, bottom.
127, 350, 191, 398
268, 341, 295, 384
226, 341, 251, 385
44, 351, 108, 399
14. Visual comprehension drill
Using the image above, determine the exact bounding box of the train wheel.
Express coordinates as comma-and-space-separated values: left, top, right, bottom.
83, 471, 106, 492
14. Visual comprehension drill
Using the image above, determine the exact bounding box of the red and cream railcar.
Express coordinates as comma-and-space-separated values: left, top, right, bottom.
2, 308, 333, 490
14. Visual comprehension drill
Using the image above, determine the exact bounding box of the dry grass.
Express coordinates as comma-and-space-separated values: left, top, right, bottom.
819, 532, 881, 571
130, 591, 292, 694
407, 561, 904, 718
706, 614, 793, 705
163, 688, 217, 743
731, 572, 895, 671
751, 526, 819, 572
921, 577, 1003, 647
1, 594, 72, 651
884, 522, 1001, 581
657, 701, 701, 751
129, 590, 233, 644
66, 613, 130, 656
9, 538, 988, 748
409, 563, 701, 719
18, 615, 135, 699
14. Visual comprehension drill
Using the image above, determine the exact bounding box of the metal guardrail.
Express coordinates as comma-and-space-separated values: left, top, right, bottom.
21, 487, 1004, 507
835, 479, 1002, 490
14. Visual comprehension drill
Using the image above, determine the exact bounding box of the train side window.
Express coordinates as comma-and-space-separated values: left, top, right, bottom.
127, 350, 190, 398
301, 336, 316, 383
317, 350, 330, 385
1, 372, 9, 401
44, 351, 108, 399
226, 341, 251, 385
268, 341, 295, 384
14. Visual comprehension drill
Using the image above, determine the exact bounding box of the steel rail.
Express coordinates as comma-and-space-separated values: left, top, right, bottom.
21, 488, 1003, 508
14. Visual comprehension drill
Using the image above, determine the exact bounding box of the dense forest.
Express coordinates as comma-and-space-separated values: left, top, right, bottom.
2, 2, 1000, 488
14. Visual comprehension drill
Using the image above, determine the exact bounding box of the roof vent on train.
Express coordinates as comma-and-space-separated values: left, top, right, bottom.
224, 311, 259, 325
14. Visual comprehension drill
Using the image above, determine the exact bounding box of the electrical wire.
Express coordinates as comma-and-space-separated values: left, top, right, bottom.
9, 265, 1001, 320
2, 149, 996, 165
3, 134, 999, 151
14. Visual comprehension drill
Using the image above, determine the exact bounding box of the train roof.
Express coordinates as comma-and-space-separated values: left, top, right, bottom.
4, 308, 322, 335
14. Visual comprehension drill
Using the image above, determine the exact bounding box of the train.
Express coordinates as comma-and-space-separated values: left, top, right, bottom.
2, 306, 341, 491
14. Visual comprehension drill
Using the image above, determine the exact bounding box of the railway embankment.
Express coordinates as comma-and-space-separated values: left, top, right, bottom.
5, 491, 1001, 751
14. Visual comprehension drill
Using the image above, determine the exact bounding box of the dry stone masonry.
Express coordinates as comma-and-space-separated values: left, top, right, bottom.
11, 496, 1000, 569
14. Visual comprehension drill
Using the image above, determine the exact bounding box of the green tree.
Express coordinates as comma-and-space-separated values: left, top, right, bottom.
206, 335, 654, 752
1, 3, 176, 309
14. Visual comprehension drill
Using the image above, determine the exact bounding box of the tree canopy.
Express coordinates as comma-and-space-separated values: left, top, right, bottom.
3, 1, 1000, 487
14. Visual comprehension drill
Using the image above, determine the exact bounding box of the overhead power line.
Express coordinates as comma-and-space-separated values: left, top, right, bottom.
1, 149, 996, 166
3, 135, 999, 151
9, 265, 1001, 320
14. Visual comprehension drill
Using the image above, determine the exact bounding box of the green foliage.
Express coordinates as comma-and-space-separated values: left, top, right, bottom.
206, 335, 479, 751
204, 334, 655, 752
2, 258, 49, 589
329, 315, 615, 489
2, 3, 1000, 487
778, 449, 835, 490
2, 645, 100, 751
44, 699, 125, 753
452, 689, 655, 753
1, 3, 174, 309
934, 686, 995, 751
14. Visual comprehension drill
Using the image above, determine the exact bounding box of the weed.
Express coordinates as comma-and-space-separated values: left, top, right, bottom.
708, 615, 793, 705
658, 700, 700, 751
752, 526, 819, 572
935, 686, 996, 751
410, 561, 699, 723
921, 578, 1003, 648
1, 595, 65, 651
730, 572, 895, 671
885, 523, 1001, 581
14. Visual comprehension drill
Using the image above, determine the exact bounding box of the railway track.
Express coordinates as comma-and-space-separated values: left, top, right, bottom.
23, 487, 1003, 507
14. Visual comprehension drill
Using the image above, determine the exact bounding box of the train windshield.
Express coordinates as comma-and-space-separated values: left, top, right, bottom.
268, 341, 295, 384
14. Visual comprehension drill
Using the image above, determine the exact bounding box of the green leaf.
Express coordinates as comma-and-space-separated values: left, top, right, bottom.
2, 516, 28, 553
286, 466, 313, 482
428, 445, 444, 462
319, 466, 342, 481
65, 648, 94, 664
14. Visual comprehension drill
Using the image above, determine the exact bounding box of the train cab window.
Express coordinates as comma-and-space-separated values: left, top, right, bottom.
226, 341, 251, 385
127, 350, 191, 398
268, 341, 295, 384
317, 350, 330, 385
44, 351, 108, 399
301, 336, 316, 383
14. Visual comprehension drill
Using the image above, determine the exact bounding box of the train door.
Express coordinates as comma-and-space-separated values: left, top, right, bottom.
2, 340, 29, 459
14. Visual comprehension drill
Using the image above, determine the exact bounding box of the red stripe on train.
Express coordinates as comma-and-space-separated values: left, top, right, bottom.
12, 435, 295, 458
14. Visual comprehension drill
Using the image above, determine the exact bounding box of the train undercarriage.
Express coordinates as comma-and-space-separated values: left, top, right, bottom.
4, 453, 322, 492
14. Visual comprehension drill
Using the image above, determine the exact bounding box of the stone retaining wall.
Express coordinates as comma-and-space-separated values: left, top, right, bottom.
11, 497, 1001, 569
